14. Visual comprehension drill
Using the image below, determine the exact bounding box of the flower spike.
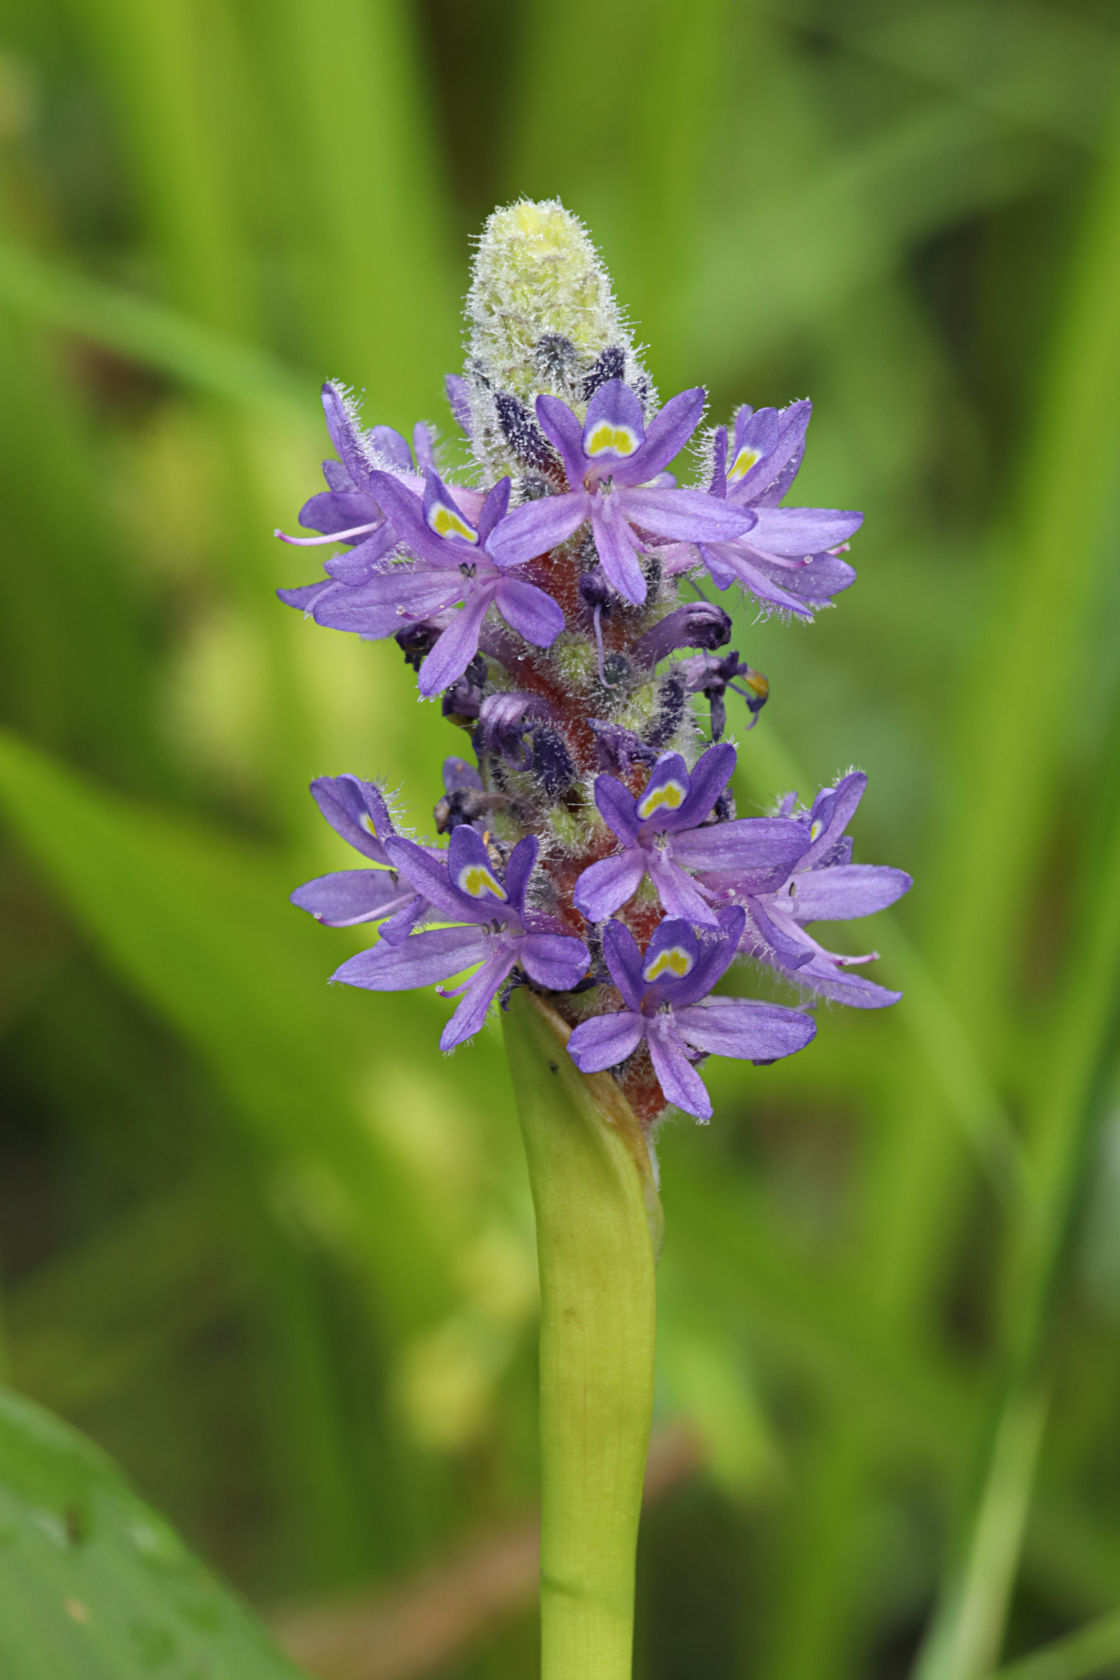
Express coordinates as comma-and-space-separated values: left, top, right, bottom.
283, 199, 907, 1123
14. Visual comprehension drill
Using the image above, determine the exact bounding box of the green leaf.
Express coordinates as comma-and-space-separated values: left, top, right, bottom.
0, 1384, 309, 1679
991, 1611, 1120, 1680
0, 241, 308, 416
0, 726, 455, 1329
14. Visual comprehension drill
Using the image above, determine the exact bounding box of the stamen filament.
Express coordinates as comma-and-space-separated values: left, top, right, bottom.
274, 520, 381, 546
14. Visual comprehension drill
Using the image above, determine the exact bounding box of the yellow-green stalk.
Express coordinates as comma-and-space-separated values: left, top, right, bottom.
503, 990, 662, 1680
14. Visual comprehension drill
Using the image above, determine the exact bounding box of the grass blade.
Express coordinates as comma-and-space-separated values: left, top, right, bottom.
0, 241, 308, 414
992, 1611, 1120, 1680
0, 726, 456, 1330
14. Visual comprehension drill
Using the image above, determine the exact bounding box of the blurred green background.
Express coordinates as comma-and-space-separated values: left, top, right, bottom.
1, 2, 1119, 1677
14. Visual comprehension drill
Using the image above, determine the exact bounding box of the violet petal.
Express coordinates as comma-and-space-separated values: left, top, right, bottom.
503, 835, 539, 917
385, 836, 483, 924
567, 1010, 645, 1074
594, 775, 641, 846
672, 817, 807, 881
792, 864, 912, 922
590, 500, 647, 605
440, 951, 516, 1049
622, 486, 755, 544
290, 869, 407, 928
417, 589, 496, 698
674, 742, 736, 830
619, 387, 706, 484
573, 848, 647, 922
332, 924, 485, 990
309, 773, 394, 863
493, 576, 565, 648
748, 506, 863, 557
601, 920, 647, 1012
570, 1001, 648, 1068
535, 394, 588, 488
647, 1016, 712, 1119
674, 998, 817, 1060
520, 933, 590, 992
487, 490, 590, 569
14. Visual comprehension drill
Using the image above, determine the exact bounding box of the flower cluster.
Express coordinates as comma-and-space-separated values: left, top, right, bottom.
281, 200, 910, 1123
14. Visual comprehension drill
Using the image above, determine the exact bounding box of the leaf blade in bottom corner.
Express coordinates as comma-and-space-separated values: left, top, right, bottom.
0, 1386, 310, 1680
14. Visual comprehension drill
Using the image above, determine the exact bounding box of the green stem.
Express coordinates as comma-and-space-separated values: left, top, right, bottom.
503, 990, 663, 1680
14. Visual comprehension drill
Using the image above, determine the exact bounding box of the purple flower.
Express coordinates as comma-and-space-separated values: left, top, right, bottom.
290, 775, 433, 944
308, 469, 566, 698
567, 909, 816, 1120
331, 828, 590, 1050
702, 771, 912, 1006
663, 402, 862, 618
276, 383, 452, 598
276, 381, 489, 618
632, 602, 732, 667
573, 743, 807, 926
487, 381, 753, 605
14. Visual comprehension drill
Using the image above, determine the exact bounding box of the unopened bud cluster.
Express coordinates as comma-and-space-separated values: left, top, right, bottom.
279, 200, 909, 1123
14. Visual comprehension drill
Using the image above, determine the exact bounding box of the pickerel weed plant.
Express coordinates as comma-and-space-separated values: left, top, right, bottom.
278, 200, 910, 1679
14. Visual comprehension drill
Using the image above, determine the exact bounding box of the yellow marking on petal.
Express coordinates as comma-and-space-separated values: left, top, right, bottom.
728, 445, 762, 481
637, 779, 686, 821
644, 945, 694, 983
585, 421, 639, 458
809, 818, 824, 842
430, 504, 478, 542
458, 863, 507, 901
360, 812, 379, 838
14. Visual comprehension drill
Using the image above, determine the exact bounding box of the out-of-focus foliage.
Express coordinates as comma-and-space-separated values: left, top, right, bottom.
0, 3, 1118, 1678
0, 1385, 307, 1679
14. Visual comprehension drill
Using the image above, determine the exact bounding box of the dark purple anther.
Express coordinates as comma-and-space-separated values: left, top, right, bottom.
579, 569, 615, 683
529, 724, 576, 796
495, 392, 564, 477
645, 674, 686, 750
534, 334, 581, 389
582, 346, 627, 401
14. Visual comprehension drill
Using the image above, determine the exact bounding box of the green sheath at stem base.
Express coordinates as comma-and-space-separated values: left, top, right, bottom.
503, 991, 663, 1680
